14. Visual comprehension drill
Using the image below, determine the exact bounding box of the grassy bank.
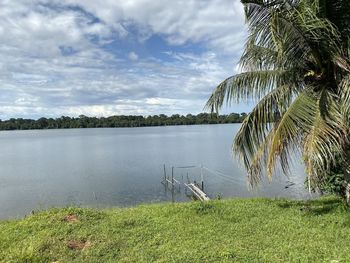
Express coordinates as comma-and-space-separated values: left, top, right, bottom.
1, 196, 350, 262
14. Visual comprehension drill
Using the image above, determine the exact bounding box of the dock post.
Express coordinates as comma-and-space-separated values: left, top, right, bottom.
171, 166, 174, 202
172, 167, 174, 191
163, 164, 167, 186
200, 164, 204, 191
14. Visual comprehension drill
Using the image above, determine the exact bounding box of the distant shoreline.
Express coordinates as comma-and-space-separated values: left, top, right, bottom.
0, 122, 243, 132
0, 112, 246, 131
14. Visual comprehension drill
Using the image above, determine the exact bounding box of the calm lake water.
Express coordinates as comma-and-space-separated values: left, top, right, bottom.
0, 124, 311, 219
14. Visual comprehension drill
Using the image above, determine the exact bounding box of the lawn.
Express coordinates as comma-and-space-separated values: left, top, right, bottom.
1, 196, 349, 262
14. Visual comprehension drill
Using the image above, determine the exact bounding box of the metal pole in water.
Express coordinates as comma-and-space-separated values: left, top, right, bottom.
171, 166, 174, 202
163, 164, 167, 185
200, 164, 204, 191
172, 167, 175, 190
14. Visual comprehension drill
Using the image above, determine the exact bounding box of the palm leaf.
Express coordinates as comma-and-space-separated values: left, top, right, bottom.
205, 69, 294, 112
267, 90, 316, 178
303, 88, 345, 186
340, 74, 350, 125
233, 84, 295, 183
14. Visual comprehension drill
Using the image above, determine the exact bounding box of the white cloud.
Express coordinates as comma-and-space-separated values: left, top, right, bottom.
128, 51, 139, 61
49, 0, 246, 54
0, 0, 248, 119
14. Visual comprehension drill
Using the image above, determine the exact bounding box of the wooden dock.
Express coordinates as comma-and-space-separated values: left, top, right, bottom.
162, 164, 210, 202
185, 183, 210, 201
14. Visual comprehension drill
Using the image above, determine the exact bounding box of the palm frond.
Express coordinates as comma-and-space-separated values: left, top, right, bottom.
205, 69, 295, 112
268, 88, 345, 179
303, 88, 345, 186
319, 0, 350, 48
243, 0, 342, 71
246, 129, 274, 186
267, 90, 316, 178
233, 84, 295, 183
239, 44, 279, 71
340, 74, 350, 124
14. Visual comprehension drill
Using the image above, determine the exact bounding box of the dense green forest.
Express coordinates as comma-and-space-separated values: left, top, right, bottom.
0, 112, 247, 130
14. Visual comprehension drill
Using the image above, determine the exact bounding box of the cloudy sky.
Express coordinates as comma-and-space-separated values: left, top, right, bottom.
0, 0, 251, 119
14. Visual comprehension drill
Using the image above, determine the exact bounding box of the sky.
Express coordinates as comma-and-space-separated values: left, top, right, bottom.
0, 0, 252, 119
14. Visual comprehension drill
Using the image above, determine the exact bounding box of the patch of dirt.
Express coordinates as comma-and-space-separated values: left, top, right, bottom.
62, 214, 79, 223
67, 240, 91, 250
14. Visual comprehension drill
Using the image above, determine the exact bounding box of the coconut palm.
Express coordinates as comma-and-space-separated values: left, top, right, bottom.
206, 0, 350, 203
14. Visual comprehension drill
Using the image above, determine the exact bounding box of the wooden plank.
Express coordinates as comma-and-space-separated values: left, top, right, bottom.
185, 183, 210, 201
189, 184, 210, 201
173, 178, 181, 185
166, 179, 174, 185
185, 184, 201, 199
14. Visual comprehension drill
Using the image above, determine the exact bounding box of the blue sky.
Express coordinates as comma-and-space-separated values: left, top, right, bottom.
0, 0, 252, 119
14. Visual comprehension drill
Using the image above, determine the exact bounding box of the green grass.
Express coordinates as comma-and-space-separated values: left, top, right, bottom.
1, 196, 350, 262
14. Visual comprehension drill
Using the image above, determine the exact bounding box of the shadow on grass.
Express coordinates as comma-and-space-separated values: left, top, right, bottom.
276, 196, 347, 216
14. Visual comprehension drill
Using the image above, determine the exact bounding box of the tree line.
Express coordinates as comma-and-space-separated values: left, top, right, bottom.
0, 112, 247, 130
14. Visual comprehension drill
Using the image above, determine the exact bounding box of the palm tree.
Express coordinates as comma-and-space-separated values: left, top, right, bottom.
206, 0, 350, 204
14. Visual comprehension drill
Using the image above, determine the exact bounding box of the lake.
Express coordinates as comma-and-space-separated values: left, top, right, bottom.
0, 124, 311, 219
